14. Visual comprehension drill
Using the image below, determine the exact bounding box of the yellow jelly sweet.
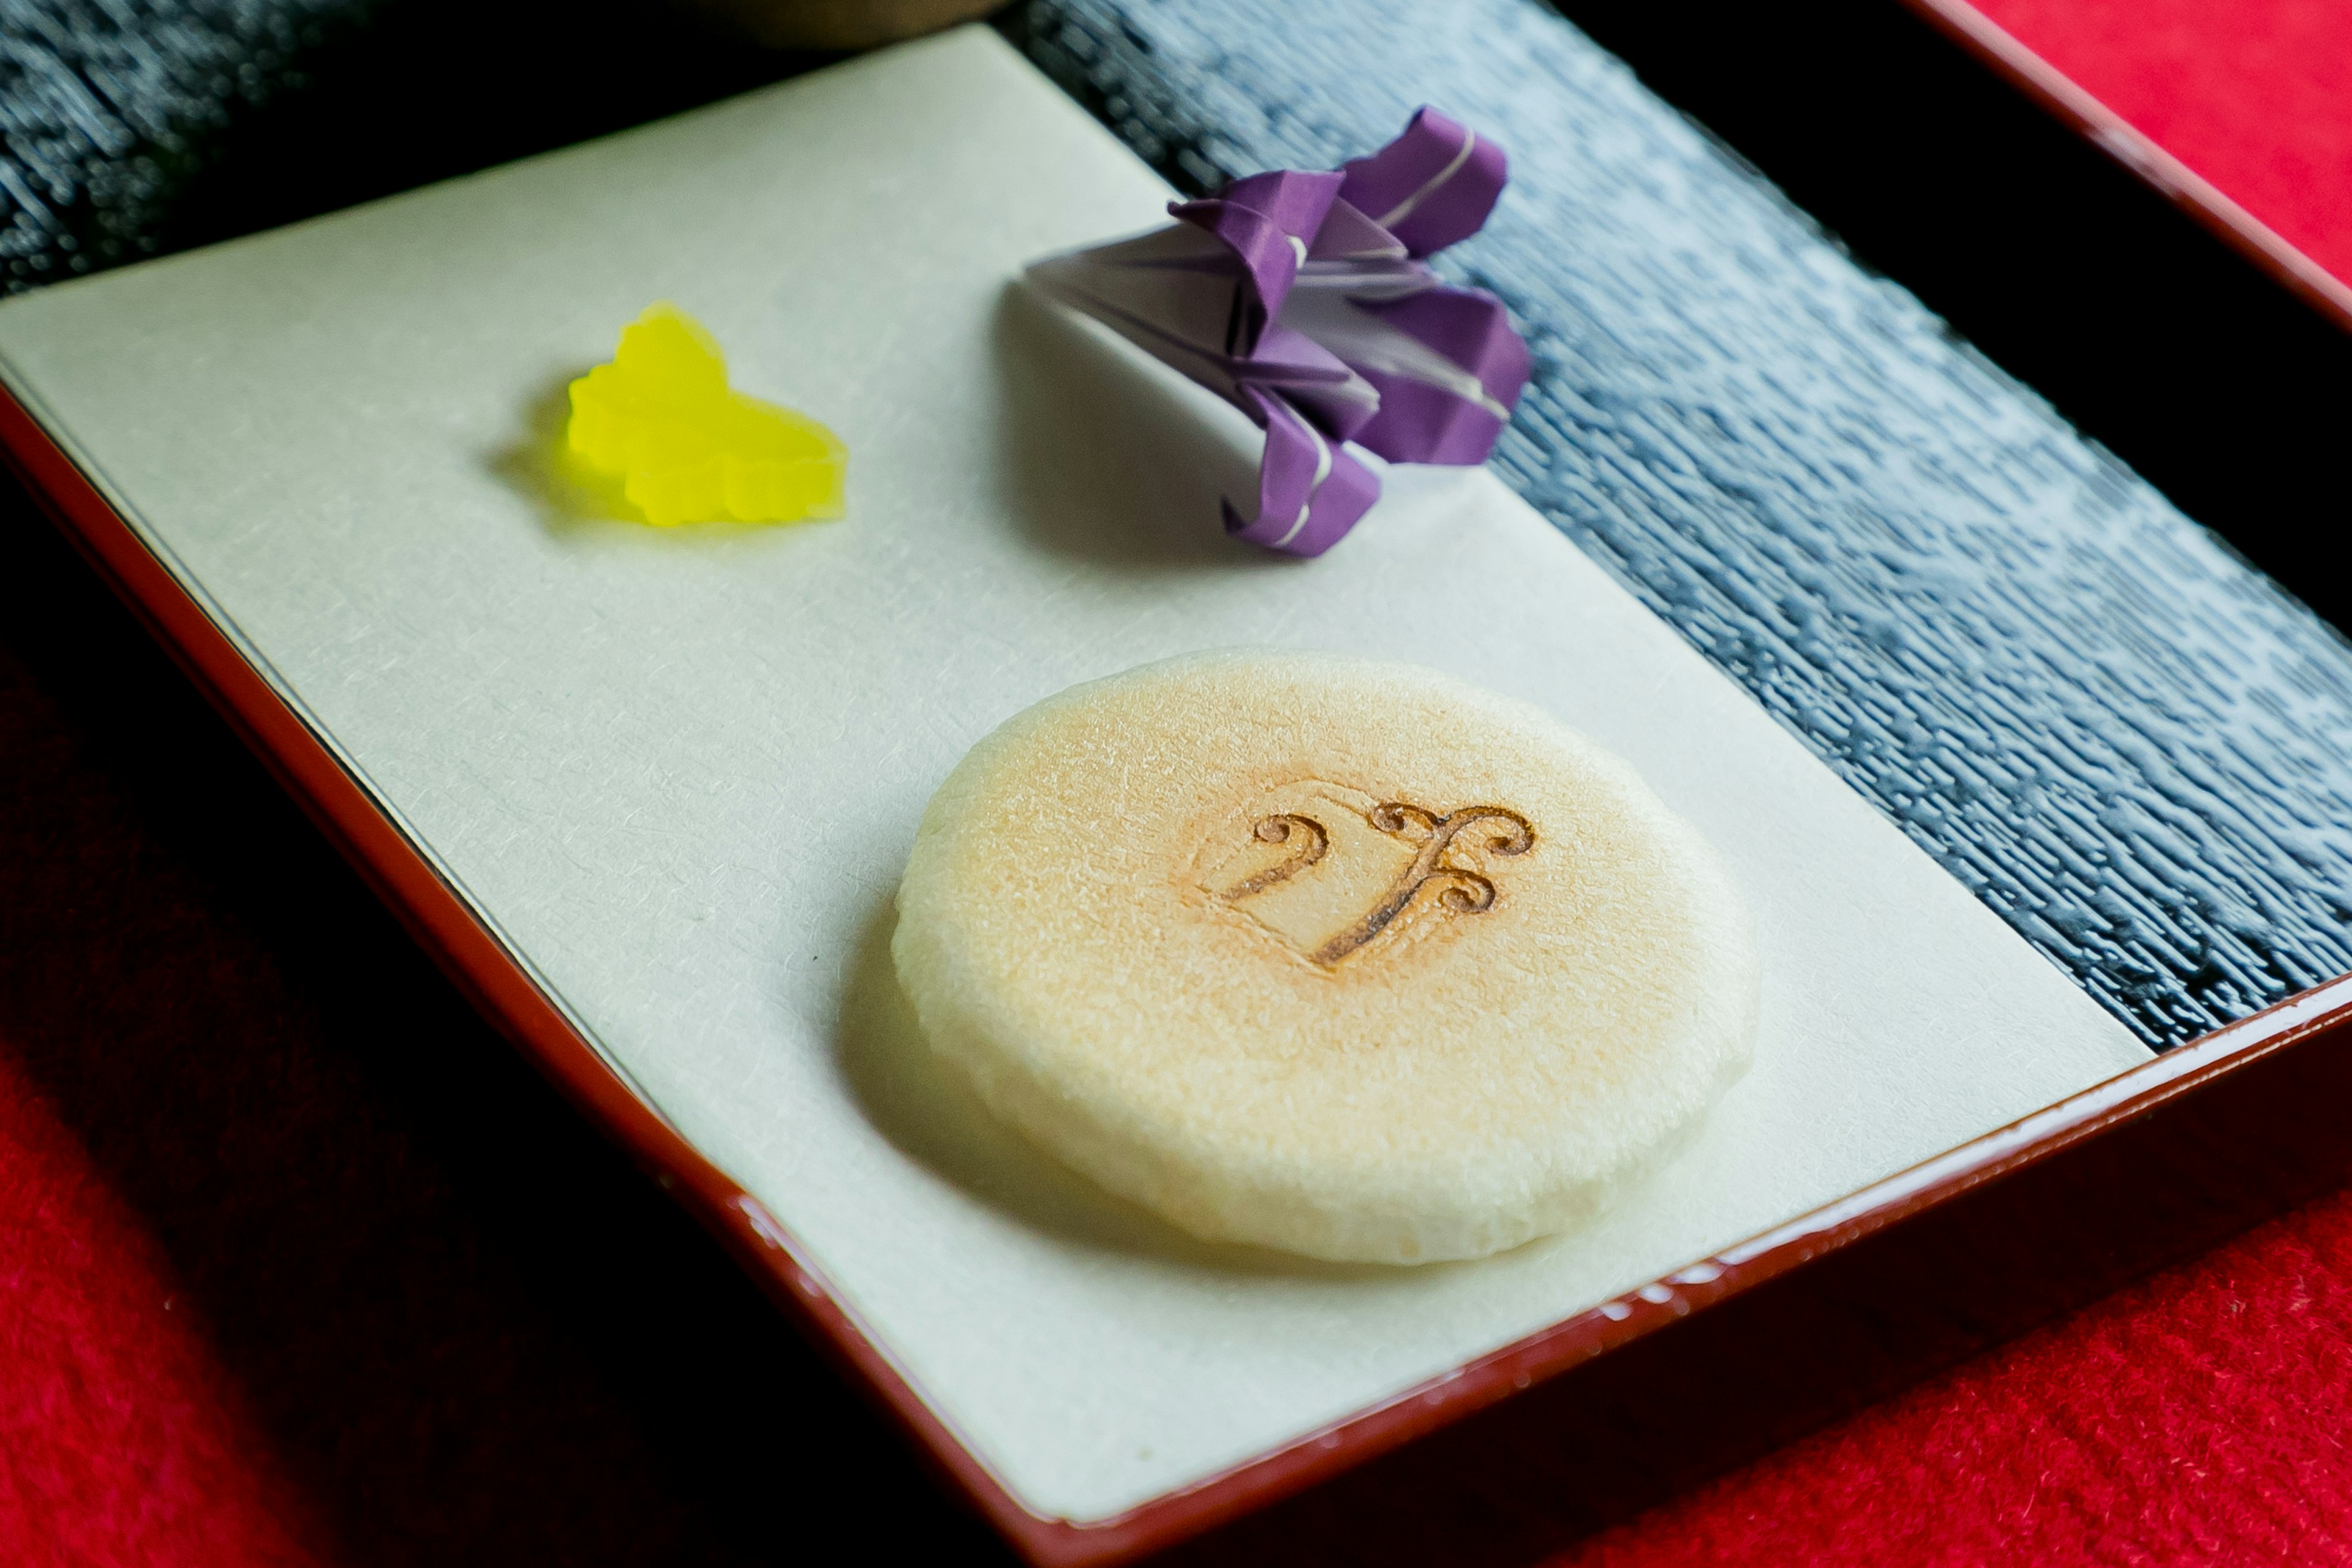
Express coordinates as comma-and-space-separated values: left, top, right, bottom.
567, 303, 845, 527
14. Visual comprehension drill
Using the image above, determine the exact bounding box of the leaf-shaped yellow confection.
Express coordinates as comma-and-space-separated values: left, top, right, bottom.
567, 303, 846, 527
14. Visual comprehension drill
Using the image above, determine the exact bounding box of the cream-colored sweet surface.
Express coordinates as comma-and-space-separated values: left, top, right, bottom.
896, 652, 1757, 1262
0, 28, 2149, 1525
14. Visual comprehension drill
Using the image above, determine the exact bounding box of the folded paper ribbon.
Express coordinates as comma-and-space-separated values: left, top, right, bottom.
1027, 107, 1532, 557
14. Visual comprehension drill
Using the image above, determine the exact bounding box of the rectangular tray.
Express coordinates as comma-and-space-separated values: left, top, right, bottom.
7, 10, 2352, 1566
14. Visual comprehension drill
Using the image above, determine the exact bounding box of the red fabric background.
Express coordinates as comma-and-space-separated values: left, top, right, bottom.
6, 4, 2351, 1562
1969, 0, 2352, 288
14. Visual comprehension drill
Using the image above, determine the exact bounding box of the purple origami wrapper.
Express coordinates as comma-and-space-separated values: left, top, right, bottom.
1027, 108, 1531, 557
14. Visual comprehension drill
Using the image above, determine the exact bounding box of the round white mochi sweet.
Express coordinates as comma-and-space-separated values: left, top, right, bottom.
890, 650, 1758, 1265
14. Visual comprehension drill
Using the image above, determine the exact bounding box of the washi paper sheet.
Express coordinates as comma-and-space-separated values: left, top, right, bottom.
0, 28, 2144, 1523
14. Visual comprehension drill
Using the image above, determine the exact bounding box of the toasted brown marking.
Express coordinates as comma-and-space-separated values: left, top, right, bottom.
1217, 797, 1535, 968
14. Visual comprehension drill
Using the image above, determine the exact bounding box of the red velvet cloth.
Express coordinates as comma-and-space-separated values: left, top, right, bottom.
1970, 0, 2352, 287
1559, 1193, 2352, 1564
7, 6, 2352, 1561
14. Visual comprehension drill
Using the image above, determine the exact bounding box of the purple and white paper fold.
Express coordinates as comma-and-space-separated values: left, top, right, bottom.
1027, 108, 1531, 557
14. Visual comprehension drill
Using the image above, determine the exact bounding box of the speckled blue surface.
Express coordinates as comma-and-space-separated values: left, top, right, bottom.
1008, 0, 2352, 1049
0, 0, 348, 282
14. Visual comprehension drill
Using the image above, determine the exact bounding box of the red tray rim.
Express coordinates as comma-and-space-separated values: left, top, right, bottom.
1903, 0, 2352, 337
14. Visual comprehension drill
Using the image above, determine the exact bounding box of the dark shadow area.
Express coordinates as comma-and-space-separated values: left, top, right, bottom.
156, 0, 838, 259
833, 899, 1393, 1280
990, 281, 1286, 571
0, 475, 1014, 1563
1547, 0, 2352, 634
486, 368, 654, 531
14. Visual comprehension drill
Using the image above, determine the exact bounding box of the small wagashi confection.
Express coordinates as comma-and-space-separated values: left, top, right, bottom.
892, 650, 1758, 1264
567, 303, 845, 527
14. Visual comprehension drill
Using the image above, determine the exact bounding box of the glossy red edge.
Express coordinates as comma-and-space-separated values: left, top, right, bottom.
9, 383, 2352, 1568
1902, 0, 2352, 337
